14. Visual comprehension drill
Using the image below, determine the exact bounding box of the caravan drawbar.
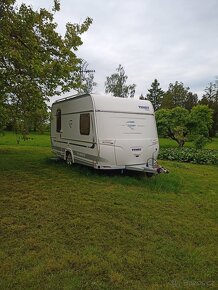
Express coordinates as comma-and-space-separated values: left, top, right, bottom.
51, 93, 161, 174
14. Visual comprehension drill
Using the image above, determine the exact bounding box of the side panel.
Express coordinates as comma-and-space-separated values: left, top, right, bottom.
98, 143, 116, 167
51, 95, 99, 166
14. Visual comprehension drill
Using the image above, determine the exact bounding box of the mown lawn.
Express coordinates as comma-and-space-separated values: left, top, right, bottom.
0, 132, 217, 289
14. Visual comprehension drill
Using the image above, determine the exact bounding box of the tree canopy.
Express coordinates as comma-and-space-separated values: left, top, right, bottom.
156, 107, 189, 147
105, 64, 136, 98
156, 105, 213, 147
0, 0, 92, 134
161, 81, 198, 110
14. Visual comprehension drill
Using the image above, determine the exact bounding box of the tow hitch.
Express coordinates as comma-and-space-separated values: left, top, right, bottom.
125, 163, 169, 175
156, 164, 169, 174
146, 158, 169, 174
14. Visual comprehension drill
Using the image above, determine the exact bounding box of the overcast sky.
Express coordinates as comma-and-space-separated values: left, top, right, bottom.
16, 0, 218, 101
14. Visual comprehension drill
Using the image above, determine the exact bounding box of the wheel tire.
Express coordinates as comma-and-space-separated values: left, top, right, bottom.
146, 172, 154, 178
66, 152, 73, 166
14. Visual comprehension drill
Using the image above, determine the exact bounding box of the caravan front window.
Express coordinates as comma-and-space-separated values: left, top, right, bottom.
80, 113, 90, 135
56, 109, 61, 132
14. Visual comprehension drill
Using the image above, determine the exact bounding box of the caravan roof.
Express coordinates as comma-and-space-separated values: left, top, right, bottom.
92, 94, 154, 114
53, 93, 154, 115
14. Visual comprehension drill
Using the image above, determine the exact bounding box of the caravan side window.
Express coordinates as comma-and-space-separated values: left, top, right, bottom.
56, 109, 61, 132
80, 113, 90, 135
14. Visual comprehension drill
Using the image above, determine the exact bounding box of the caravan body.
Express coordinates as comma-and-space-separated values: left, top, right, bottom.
51, 94, 159, 173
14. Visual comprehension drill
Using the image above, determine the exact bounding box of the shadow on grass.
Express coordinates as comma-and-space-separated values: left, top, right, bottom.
46, 157, 182, 195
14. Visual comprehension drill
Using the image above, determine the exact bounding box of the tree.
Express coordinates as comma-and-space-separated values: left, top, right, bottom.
199, 81, 218, 136
161, 81, 198, 110
0, 0, 92, 135
161, 82, 189, 108
156, 105, 213, 147
201, 82, 217, 102
4, 96, 50, 136
146, 79, 164, 111
105, 64, 136, 98
189, 105, 213, 148
0, 102, 8, 134
189, 104, 213, 136
81, 71, 97, 93
156, 107, 189, 147
184, 92, 198, 111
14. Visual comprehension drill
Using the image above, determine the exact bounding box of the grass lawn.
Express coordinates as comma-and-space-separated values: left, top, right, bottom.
0, 132, 217, 289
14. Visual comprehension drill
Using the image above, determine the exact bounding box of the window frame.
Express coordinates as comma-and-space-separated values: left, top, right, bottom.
56, 109, 61, 133
80, 113, 90, 135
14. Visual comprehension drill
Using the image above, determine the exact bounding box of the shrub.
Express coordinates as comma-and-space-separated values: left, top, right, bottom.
193, 135, 208, 149
159, 148, 218, 165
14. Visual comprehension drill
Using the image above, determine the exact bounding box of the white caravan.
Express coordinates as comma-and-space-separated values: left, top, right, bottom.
51, 93, 161, 175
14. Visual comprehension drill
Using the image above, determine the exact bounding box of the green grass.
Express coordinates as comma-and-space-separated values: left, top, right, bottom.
0, 132, 217, 289
0, 131, 50, 147
205, 137, 218, 150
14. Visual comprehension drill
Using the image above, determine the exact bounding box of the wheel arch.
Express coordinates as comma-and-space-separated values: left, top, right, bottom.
64, 148, 74, 162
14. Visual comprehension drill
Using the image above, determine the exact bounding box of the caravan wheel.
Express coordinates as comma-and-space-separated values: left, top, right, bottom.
146, 172, 154, 178
66, 152, 73, 166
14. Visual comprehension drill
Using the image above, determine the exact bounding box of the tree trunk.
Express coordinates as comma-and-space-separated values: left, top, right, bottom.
178, 139, 185, 147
